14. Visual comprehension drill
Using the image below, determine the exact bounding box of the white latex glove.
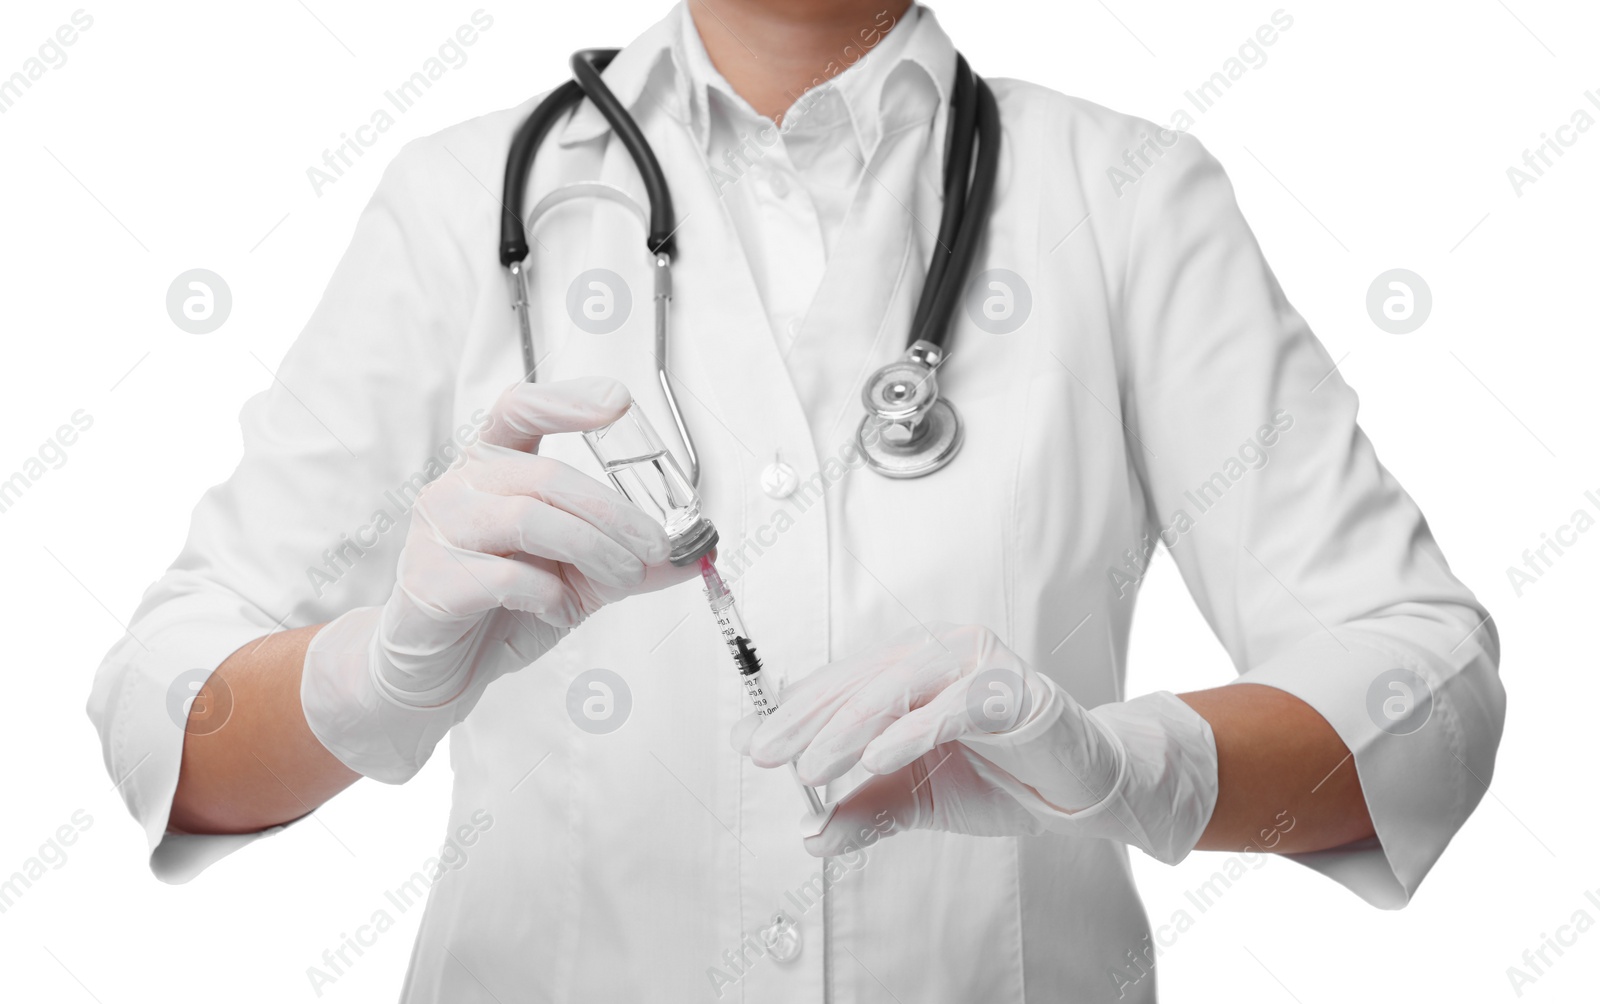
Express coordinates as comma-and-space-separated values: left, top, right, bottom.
302, 377, 695, 782
734, 624, 1219, 864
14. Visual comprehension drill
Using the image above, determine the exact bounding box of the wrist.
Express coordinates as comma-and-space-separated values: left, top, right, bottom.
300, 606, 465, 784
1082, 691, 1220, 863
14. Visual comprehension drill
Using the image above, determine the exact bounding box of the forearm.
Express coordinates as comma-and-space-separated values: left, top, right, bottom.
168, 623, 359, 835
1178, 683, 1374, 854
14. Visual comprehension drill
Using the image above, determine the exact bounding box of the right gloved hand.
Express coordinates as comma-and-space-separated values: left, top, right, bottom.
301, 376, 694, 782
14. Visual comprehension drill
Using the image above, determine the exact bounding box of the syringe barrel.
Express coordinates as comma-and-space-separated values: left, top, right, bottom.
711, 597, 778, 715
741, 668, 778, 717
700, 566, 826, 816
707, 591, 748, 656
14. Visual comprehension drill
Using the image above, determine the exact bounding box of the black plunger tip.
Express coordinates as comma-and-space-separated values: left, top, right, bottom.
733, 636, 762, 677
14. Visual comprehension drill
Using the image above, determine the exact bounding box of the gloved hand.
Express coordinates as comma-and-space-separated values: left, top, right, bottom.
302, 377, 694, 783
734, 623, 1219, 864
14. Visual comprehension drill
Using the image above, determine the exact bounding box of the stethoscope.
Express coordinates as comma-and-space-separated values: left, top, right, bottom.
500, 48, 999, 481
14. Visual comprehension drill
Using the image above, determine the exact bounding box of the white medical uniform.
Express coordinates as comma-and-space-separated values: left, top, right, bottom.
88, 4, 1504, 1001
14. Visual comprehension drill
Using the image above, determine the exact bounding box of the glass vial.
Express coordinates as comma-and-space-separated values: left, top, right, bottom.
583, 400, 718, 566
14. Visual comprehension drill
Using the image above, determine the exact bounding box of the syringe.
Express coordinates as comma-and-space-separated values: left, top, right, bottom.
699, 555, 826, 816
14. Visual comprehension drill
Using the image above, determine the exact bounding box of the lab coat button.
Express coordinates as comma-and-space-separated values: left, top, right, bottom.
760, 912, 802, 963
769, 172, 792, 198
760, 461, 799, 499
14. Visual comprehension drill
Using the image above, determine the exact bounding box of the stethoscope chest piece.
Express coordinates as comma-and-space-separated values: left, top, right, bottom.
856, 339, 964, 479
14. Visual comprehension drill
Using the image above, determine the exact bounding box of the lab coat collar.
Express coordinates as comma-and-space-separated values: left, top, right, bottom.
557, 2, 957, 162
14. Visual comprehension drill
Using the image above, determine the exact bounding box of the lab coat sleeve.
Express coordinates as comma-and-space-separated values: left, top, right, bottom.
86, 135, 480, 883
1115, 133, 1505, 908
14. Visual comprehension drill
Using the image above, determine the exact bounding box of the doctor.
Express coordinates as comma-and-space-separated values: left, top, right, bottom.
90, 1, 1504, 1001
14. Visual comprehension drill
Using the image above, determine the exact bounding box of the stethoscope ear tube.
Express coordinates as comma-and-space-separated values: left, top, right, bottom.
501, 48, 682, 265
500, 78, 587, 268
570, 49, 678, 258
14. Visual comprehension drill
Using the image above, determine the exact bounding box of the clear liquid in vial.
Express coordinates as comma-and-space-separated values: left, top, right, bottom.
602, 450, 701, 539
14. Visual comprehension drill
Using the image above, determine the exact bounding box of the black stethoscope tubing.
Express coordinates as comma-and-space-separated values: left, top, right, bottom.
500, 48, 997, 356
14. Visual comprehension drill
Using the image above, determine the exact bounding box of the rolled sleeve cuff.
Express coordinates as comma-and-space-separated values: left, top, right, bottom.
87, 593, 293, 884
1233, 627, 1499, 909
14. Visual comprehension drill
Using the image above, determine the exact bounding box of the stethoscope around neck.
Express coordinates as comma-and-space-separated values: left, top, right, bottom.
499, 48, 999, 482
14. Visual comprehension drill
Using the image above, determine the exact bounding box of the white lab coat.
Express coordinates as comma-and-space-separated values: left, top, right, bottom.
88, 5, 1503, 1001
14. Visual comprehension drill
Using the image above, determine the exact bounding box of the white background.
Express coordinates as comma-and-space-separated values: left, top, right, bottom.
1, 1, 1596, 1001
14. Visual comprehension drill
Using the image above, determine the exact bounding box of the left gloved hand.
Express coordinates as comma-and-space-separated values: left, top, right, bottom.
732, 623, 1219, 864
